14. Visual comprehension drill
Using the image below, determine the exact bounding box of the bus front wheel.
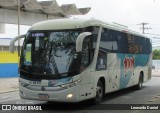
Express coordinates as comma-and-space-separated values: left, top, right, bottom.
92, 80, 104, 104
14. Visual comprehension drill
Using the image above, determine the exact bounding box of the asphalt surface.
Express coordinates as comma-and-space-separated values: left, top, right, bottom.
0, 77, 160, 113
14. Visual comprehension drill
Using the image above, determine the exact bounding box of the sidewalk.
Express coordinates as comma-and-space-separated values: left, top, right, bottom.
0, 78, 19, 94
152, 69, 160, 77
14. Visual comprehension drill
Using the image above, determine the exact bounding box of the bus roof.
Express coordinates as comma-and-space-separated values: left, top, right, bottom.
29, 18, 146, 38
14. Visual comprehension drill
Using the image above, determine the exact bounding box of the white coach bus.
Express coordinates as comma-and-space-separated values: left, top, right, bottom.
10, 18, 152, 104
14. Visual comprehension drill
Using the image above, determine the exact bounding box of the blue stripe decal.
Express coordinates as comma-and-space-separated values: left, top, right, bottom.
117, 54, 149, 89
0, 63, 18, 78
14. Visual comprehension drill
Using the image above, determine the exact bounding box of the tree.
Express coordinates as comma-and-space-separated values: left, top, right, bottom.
153, 49, 160, 59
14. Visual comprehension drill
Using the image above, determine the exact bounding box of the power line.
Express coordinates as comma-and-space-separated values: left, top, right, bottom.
145, 33, 160, 36
138, 22, 151, 34
151, 37, 160, 39
152, 42, 160, 44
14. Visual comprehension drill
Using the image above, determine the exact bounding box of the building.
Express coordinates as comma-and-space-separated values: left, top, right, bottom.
0, 38, 23, 78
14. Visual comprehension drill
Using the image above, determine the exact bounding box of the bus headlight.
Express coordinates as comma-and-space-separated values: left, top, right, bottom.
66, 94, 73, 99
59, 77, 82, 89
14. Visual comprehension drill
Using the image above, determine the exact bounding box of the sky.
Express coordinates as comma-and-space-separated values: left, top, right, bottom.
0, 0, 160, 46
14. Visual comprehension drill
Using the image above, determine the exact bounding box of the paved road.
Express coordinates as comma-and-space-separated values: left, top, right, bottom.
1, 77, 160, 113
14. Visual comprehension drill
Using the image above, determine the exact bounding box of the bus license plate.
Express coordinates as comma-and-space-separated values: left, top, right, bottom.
38, 94, 49, 99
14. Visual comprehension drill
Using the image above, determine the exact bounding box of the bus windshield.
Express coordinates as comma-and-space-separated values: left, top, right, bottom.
20, 29, 82, 79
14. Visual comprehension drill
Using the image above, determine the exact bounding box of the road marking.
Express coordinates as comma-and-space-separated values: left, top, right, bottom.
3, 96, 9, 99
148, 99, 155, 102
155, 95, 160, 98
0, 98, 19, 103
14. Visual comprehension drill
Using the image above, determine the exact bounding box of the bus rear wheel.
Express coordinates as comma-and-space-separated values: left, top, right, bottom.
135, 73, 143, 90
92, 80, 104, 104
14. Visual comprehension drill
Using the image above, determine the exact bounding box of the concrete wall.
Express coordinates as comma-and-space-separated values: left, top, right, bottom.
0, 23, 5, 33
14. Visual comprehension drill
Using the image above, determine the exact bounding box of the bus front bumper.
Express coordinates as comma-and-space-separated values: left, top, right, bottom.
19, 84, 80, 102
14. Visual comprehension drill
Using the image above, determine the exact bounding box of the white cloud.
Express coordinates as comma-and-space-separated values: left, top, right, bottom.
76, 0, 160, 38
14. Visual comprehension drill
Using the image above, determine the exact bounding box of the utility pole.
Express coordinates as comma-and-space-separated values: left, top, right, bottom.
138, 22, 151, 34
17, 0, 20, 57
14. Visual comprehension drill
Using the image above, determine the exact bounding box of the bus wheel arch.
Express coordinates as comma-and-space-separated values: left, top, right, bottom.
140, 71, 144, 82
135, 71, 143, 90
99, 77, 105, 94
92, 77, 105, 104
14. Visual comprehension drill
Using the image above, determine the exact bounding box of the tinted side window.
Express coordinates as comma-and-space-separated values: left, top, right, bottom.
117, 32, 128, 53
100, 28, 122, 53
99, 28, 151, 54
132, 36, 142, 54
126, 34, 134, 54
145, 38, 152, 54
134, 36, 152, 54
100, 28, 113, 52
100, 28, 129, 53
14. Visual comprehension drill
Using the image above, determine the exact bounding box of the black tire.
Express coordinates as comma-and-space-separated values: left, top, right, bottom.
92, 80, 104, 104
135, 73, 143, 90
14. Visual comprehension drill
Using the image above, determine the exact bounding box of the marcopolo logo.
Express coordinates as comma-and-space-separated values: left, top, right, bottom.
48, 80, 57, 86
123, 57, 134, 74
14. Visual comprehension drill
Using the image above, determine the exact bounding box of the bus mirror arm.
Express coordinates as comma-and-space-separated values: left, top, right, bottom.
76, 32, 91, 52
10, 34, 25, 53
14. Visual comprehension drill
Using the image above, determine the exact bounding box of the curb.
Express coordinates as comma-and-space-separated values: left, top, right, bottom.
153, 75, 160, 77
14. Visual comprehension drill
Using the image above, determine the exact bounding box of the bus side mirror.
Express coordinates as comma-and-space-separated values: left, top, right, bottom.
76, 32, 91, 52
10, 34, 25, 53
